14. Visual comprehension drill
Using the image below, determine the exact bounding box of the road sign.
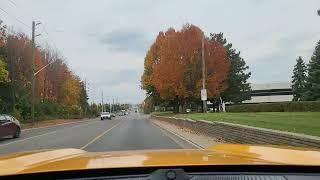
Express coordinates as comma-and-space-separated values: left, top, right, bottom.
201, 89, 207, 100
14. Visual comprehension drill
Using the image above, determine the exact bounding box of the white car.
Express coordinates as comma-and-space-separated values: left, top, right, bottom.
100, 112, 111, 120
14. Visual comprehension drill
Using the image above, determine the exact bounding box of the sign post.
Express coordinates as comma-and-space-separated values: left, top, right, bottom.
201, 89, 207, 113
201, 89, 207, 101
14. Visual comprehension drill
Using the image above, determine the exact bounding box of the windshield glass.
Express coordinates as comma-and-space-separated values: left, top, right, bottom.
0, 0, 319, 173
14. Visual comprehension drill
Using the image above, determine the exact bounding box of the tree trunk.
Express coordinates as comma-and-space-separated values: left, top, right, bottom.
178, 99, 187, 113
173, 97, 179, 113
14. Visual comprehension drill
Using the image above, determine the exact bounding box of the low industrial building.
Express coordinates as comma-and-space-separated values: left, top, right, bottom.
243, 82, 293, 103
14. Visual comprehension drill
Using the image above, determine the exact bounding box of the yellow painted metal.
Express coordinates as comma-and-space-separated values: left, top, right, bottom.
0, 144, 320, 176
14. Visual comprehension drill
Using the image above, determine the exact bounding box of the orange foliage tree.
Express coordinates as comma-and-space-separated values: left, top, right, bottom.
141, 24, 229, 112
3, 31, 85, 119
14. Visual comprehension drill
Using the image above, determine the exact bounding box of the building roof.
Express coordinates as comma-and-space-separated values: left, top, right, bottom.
250, 82, 291, 90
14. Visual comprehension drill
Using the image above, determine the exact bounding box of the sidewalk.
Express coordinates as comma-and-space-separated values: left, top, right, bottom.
152, 118, 224, 148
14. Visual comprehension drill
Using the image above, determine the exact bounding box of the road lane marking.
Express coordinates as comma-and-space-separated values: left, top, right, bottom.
151, 121, 204, 149
0, 120, 100, 147
80, 121, 123, 150
22, 119, 97, 131
0, 131, 58, 147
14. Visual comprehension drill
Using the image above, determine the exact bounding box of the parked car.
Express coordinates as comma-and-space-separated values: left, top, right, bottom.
100, 112, 111, 120
0, 114, 21, 139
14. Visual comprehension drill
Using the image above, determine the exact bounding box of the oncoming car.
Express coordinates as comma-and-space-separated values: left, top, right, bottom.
0, 114, 21, 139
100, 112, 111, 120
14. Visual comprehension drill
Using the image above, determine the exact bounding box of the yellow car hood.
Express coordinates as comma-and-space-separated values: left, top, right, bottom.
0, 144, 320, 176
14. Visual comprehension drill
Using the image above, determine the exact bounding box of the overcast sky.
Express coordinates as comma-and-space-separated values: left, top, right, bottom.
1, 0, 319, 104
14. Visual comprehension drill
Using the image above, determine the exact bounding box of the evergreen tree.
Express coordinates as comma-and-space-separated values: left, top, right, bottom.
304, 40, 320, 100
210, 33, 251, 104
79, 81, 89, 116
291, 56, 306, 101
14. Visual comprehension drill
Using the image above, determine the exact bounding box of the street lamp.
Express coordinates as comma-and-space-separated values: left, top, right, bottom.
34, 60, 55, 76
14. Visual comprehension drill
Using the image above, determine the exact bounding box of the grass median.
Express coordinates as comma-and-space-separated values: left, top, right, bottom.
153, 112, 320, 137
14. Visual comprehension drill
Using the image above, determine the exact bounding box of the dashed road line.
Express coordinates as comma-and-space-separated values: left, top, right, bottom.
80, 121, 123, 150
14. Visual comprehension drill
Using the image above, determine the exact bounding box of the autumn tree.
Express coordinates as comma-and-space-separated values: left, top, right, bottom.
141, 24, 229, 112
0, 21, 8, 84
291, 56, 306, 101
0, 20, 90, 120
210, 33, 251, 104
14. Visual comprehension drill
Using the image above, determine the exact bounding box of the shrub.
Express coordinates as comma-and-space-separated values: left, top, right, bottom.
35, 101, 64, 120
226, 101, 320, 112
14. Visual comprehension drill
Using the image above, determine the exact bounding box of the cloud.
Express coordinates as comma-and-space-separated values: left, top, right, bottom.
248, 32, 319, 83
92, 70, 140, 86
98, 30, 149, 53
1, 0, 319, 103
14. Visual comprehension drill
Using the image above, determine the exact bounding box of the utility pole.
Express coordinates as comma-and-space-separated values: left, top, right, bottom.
113, 98, 114, 112
31, 21, 35, 125
201, 33, 207, 113
101, 91, 104, 112
31, 21, 41, 125
84, 79, 87, 117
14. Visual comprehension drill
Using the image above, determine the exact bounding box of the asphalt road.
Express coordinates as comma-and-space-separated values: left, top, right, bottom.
0, 113, 194, 155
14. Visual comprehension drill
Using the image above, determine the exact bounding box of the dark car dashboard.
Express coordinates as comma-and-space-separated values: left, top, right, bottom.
3, 165, 320, 180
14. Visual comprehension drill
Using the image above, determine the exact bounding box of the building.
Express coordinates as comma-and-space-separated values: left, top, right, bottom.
243, 82, 293, 103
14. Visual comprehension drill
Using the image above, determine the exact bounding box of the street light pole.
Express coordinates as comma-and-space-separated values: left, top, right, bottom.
31, 21, 41, 125
201, 33, 207, 113
31, 21, 35, 125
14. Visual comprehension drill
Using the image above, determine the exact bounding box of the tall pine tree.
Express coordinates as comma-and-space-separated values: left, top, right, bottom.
303, 40, 320, 100
210, 33, 251, 104
291, 56, 306, 101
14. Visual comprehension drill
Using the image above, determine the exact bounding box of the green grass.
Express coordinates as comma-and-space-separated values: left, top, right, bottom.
153, 112, 320, 137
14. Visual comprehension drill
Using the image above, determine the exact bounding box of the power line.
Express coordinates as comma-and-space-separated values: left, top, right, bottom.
41, 23, 59, 49
6, 0, 36, 20
4, 0, 59, 50
0, 6, 31, 30
2, 0, 62, 61
7, 0, 17, 7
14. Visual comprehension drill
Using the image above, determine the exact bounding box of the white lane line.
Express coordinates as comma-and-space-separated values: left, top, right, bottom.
151, 121, 204, 149
0, 131, 58, 147
22, 119, 97, 131
0, 120, 100, 147
80, 121, 123, 150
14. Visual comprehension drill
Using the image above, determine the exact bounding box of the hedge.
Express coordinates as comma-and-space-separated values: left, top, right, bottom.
226, 101, 320, 112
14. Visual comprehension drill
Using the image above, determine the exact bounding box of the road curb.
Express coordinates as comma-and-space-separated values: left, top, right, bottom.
152, 115, 320, 148
151, 120, 204, 149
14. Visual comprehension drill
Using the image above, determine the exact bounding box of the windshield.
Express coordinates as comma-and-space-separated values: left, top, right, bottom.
0, 0, 320, 174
